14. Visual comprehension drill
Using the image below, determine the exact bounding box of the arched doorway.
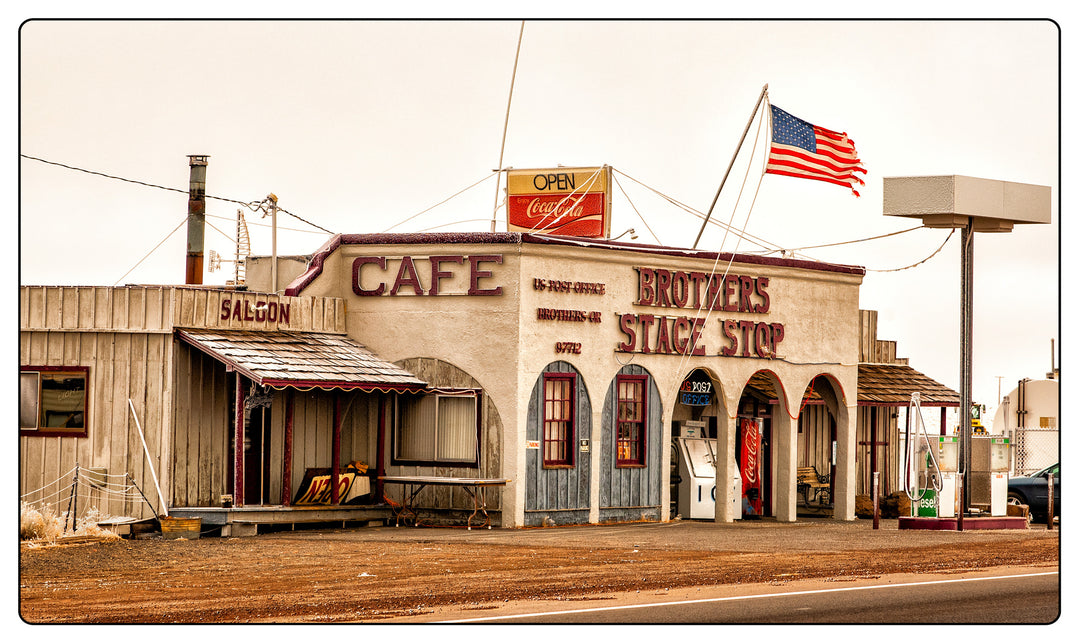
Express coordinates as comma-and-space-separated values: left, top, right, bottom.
796, 375, 845, 509
737, 371, 790, 519
669, 367, 727, 520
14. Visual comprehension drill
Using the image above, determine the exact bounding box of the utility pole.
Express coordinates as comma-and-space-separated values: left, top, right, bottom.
263, 194, 279, 293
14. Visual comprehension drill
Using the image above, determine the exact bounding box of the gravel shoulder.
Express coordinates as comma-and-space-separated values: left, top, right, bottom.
18, 517, 1060, 624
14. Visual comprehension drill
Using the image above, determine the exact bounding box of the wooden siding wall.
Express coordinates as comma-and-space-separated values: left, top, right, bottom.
170, 287, 346, 333
598, 365, 663, 521
799, 404, 834, 472
20, 329, 171, 521
390, 358, 504, 513
171, 362, 382, 510
525, 361, 592, 525
21, 286, 173, 333
171, 342, 230, 507
858, 309, 910, 496
20, 287, 178, 521
859, 310, 908, 366
20, 285, 352, 517
20, 285, 345, 335
267, 389, 379, 505
855, 406, 901, 496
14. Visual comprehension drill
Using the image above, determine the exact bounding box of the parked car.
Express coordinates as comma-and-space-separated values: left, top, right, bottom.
1007, 463, 1060, 520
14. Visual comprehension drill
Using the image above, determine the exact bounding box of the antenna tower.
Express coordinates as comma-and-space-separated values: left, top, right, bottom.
235, 209, 251, 285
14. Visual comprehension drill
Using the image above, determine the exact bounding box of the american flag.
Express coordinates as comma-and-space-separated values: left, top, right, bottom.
766, 104, 866, 196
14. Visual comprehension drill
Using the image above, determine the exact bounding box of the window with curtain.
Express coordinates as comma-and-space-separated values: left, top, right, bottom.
616, 374, 647, 467
542, 373, 575, 467
394, 391, 479, 466
20, 366, 90, 438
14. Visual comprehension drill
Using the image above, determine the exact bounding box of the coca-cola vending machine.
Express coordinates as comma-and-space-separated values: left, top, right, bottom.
740, 417, 763, 517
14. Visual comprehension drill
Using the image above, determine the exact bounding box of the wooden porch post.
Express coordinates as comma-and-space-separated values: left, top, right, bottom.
234, 376, 246, 507
376, 394, 386, 501
869, 406, 878, 484
282, 390, 294, 506
331, 393, 342, 505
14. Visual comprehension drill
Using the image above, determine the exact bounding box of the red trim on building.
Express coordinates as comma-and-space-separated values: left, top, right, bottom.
284, 232, 866, 297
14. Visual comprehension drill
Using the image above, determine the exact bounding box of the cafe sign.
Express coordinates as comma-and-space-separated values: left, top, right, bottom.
506, 166, 612, 238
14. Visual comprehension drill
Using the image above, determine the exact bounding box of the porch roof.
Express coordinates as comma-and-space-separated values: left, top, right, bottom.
176, 328, 427, 393
857, 363, 960, 407
745, 365, 959, 408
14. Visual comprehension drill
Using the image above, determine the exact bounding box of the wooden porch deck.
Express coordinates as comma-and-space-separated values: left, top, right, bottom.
169, 505, 394, 536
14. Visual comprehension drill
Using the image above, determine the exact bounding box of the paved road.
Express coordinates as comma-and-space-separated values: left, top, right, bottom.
435, 568, 1059, 624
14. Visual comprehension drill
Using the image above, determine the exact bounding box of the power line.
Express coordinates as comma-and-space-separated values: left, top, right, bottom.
380, 170, 499, 233
206, 212, 326, 235
20, 154, 336, 235
612, 168, 949, 270
865, 228, 955, 272
24, 153, 951, 275
112, 215, 188, 286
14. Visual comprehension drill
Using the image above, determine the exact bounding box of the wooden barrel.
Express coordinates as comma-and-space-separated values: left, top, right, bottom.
159, 516, 201, 540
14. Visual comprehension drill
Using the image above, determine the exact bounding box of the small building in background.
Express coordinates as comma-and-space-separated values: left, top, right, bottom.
993, 378, 1059, 475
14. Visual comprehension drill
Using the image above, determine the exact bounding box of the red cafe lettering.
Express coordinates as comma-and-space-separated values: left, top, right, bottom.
352, 255, 503, 296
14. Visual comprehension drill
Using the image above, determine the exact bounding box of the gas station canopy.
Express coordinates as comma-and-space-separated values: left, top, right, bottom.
883, 175, 1051, 232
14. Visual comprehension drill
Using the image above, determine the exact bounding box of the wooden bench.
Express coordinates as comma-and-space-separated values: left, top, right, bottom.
798, 466, 831, 505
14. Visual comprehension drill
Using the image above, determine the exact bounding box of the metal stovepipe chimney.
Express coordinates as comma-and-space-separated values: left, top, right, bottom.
185, 155, 210, 284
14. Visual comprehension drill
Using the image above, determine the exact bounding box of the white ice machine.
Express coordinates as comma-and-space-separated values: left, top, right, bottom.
674, 436, 741, 520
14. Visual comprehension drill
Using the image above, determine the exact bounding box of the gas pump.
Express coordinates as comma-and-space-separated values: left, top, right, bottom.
935, 436, 959, 518
969, 435, 1012, 515
988, 436, 1011, 516
903, 393, 943, 517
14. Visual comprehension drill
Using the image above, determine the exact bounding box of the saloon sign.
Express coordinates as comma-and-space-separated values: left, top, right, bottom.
506, 166, 612, 238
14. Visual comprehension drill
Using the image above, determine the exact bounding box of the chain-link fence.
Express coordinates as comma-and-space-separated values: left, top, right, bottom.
1011, 427, 1059, 476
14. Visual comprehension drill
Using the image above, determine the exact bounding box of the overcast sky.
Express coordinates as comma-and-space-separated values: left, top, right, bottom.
15, 15, 1068, 421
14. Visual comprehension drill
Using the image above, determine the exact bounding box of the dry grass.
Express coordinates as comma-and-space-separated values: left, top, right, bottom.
20, 502, 121, 544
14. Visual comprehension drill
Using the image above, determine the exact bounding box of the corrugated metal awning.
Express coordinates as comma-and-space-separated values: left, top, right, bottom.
858, 363, 959, 407
177, 329, 427, 393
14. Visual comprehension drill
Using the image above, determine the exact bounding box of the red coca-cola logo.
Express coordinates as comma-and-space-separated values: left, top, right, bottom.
741, 421, 759, 484
508, 193, 606, 237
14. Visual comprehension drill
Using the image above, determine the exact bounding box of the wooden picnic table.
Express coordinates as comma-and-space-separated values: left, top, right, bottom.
378, 475, 510, 529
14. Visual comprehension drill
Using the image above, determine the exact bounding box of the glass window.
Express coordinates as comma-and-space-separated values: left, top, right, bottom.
616, 375, 647, 467
20, 372, 40, 429
543, 373, 575, 467
394, 392, 478, 466
20, 367, 89, 437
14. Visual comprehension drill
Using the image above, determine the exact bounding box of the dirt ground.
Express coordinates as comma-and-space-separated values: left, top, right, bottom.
18, 518, 1059, 624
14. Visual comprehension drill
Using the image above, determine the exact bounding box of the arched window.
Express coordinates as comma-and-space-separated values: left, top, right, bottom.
615, 374, 647, 467
542, 372, 576, 467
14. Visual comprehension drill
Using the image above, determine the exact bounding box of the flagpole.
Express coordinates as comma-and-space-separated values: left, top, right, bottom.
692, 83, 769, 249
490, 21, 525, 233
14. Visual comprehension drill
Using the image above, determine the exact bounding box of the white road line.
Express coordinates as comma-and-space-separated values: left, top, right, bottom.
441, 571, 1059, 623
